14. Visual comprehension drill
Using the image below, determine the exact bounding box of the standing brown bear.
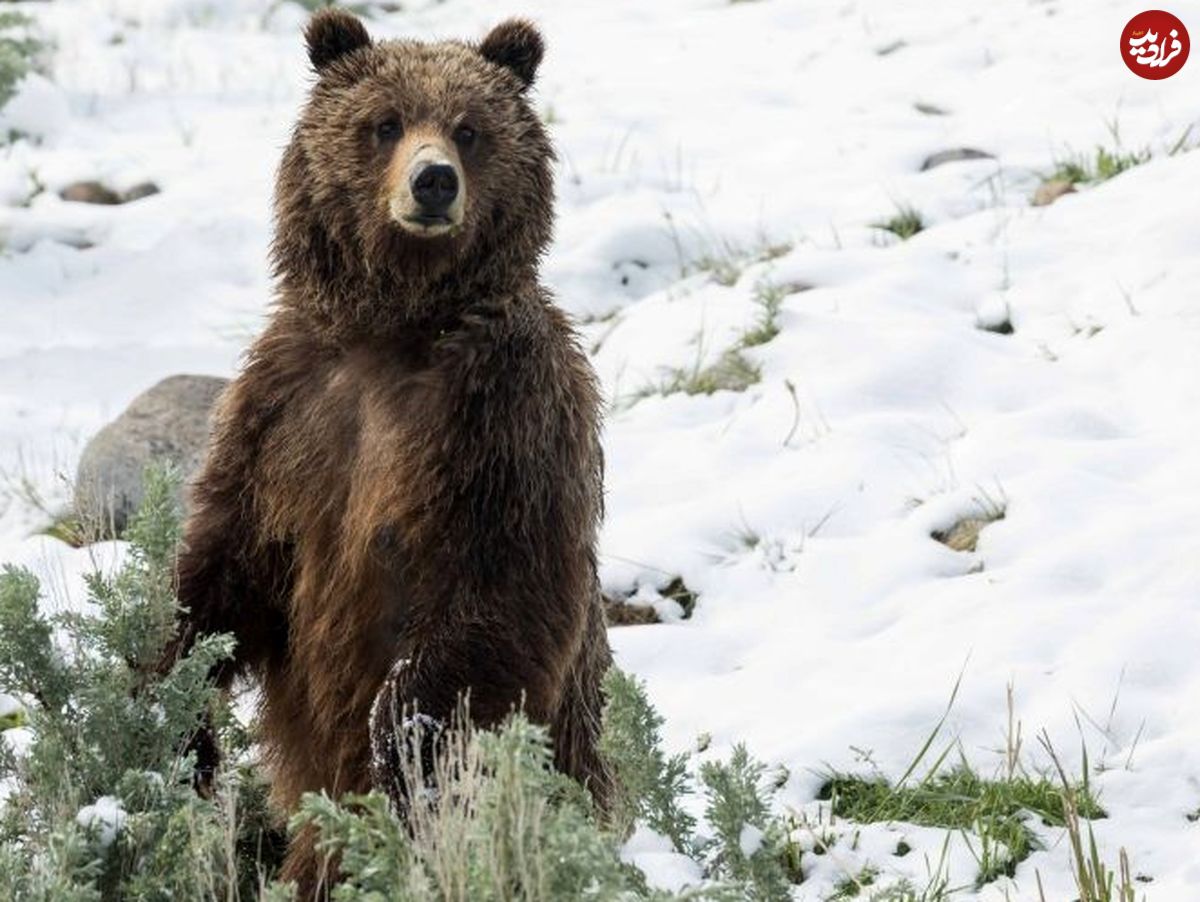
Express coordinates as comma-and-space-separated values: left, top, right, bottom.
163, 8, 613, 892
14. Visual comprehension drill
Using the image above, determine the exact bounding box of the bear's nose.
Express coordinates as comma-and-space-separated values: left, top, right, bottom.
410, 162, 459, 215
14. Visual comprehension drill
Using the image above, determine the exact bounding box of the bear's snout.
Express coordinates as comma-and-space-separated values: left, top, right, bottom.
410, 162, 459, 216
388, 135, 467, 238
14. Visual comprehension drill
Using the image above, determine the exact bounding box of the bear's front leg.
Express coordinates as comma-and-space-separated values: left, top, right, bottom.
367, 621, 570, 811
155, 371, 294, 791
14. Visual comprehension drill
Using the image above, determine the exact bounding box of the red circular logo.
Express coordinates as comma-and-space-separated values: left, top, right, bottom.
1122, 10, 1189, 79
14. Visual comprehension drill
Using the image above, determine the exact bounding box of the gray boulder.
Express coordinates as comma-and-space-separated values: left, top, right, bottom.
74, 374, 228, 535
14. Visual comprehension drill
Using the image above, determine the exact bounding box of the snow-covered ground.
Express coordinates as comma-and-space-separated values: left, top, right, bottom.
3, 0, 1200, 897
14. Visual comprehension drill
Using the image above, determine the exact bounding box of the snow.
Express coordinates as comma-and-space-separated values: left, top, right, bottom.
76, 795, 126, 847
620, 826, 703, 894
738, 823, 765, 858
3, 0, 1200, 897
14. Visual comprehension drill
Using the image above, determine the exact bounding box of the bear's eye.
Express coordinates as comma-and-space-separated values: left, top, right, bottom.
452, 124, 477, 148
375, 118, 402, 143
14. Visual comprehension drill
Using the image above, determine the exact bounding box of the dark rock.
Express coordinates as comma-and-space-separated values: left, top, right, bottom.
59, 180, 161, 206
914, 101, 951, 116
120, 181, 160, 203
979, 318, 1014, 335
602, 593, 660, 626
74, 375, 228, 536
59, 181, 121, 205
920, 148, 994, 171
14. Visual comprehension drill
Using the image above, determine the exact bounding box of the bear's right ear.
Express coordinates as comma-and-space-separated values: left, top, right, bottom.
305, 9, 371, 71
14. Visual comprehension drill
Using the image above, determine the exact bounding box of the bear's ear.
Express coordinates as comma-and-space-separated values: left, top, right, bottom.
479, 19, 544, 91
305, 9, 371, 72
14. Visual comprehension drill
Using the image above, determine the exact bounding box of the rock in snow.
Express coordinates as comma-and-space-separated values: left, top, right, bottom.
73, 375, 227, 533
919, 147, 994, 170
59, 180, 161, 205
1031, 179, 1077, 207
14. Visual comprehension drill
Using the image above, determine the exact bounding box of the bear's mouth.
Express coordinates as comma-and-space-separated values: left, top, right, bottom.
405, 213, 453, 227
399, 212, 460, 238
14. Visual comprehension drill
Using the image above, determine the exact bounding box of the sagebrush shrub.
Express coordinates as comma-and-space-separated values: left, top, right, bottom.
0, 466, 274, 901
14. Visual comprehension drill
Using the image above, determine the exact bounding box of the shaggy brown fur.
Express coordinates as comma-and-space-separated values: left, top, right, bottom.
162, 10, 612, 895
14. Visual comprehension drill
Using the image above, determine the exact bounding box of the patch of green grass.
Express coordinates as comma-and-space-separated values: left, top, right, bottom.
640, 347, 762, 400
631, 274, 801, 403
819, 767, 1105, 886
740, 278, 788, 347
865, 876, 952, 902
873, 205, 924, 241
691, 238, 791, 288
664, 213, 792, 288
1048, 145, 1152, 186
1035, 735, 1141, 902
830, 864, 880, 898
38, 514, 88, 548
817, 674, 1108, 890
692, 251, 745, 288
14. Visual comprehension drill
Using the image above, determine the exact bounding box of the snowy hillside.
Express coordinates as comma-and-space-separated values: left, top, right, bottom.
3, 0, 1200, 897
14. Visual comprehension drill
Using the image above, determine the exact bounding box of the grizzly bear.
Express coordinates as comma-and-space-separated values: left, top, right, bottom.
161, 9, 613, 893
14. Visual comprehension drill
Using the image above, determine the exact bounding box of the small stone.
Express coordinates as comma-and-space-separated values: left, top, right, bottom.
1032, 179, 1076, 207
120, 181, 160, 203
602, 593, 660, 626
914, 101, 951, 116
920, 148, 994, 171
59, 181, 121, 205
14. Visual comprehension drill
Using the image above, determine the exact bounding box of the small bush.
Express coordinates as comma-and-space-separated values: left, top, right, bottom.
0, 12, 41, 111
0, 465, 279, 900
699, 745, 793, 899
601, 669, 696, 851
297, 714, 639, 901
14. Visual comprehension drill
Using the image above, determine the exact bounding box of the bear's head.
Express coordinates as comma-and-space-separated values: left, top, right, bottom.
273, 10, 554, 339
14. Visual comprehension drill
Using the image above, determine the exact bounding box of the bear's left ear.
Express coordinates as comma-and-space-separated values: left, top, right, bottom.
306, 9, 371, 72
479, 19, 544, 91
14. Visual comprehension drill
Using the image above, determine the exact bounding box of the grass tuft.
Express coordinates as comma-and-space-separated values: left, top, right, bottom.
1036, 734, 1142, 902
637, 347, 762, 400
820, 767, 1105, 886
830, 863, 880, 898
663, 213, 792, 288
632, 275, 802, 403
1046, 145, 1151, 187
740, 278, 790, 348
873, 205, 925, 241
